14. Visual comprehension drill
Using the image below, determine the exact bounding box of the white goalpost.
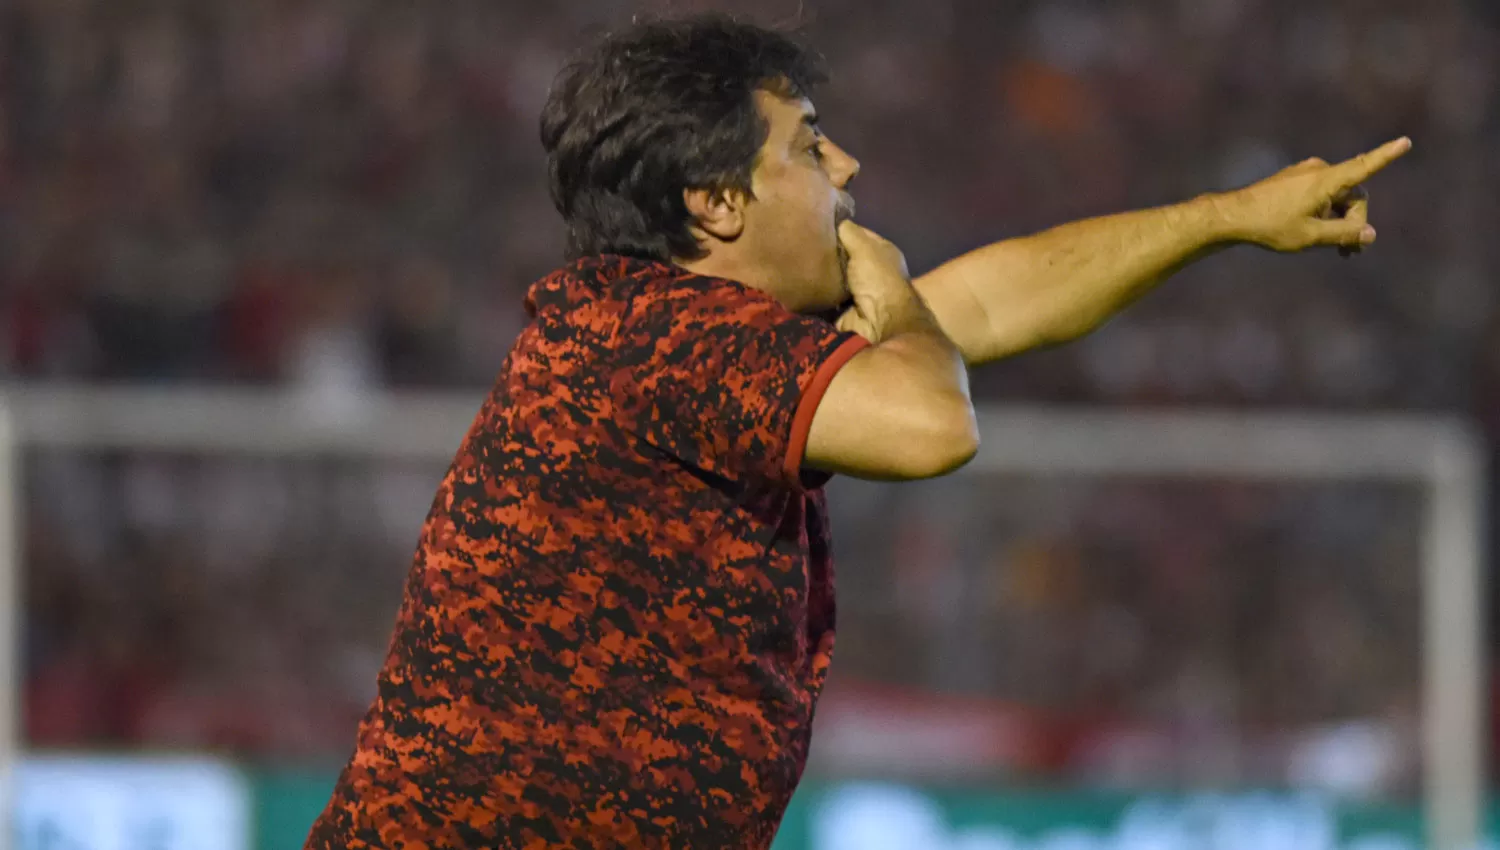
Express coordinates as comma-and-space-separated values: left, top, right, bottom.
0, 385, 1486, 849
0, 403, 15, 847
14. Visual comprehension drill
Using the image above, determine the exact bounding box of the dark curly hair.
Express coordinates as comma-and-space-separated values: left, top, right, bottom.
540, 15, 828, 262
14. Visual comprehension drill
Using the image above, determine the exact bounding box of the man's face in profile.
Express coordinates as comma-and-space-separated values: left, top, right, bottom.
740, 89, 861, 314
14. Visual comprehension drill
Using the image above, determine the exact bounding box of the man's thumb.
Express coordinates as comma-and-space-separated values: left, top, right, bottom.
1312, 218, 1377, 247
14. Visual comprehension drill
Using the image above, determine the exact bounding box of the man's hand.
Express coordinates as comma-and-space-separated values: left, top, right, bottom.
834, 221, 917, 344
1209, 136, 1412, 254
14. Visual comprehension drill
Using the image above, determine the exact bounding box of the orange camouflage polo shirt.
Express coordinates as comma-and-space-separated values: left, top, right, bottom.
305, 255, 869, 849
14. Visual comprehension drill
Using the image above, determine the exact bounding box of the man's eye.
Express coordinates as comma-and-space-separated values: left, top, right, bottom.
808, 143, 825, 161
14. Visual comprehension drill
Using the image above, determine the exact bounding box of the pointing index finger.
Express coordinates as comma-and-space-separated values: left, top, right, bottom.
1331, 137, 1413, 189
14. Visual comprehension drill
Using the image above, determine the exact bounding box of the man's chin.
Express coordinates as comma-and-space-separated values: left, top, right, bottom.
797, 257, 850, 319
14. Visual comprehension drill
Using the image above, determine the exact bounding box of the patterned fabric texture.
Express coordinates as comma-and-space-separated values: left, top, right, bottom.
305, 255, 869, 849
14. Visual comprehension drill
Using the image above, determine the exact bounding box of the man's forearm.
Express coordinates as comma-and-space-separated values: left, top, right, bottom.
912, 194, 1239, 366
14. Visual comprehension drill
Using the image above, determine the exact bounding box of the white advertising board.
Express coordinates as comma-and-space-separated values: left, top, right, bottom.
13, 756, 250, 850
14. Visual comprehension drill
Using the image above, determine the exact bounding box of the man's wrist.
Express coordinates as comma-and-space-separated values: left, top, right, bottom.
874, 285, 947, 342
1187, 192, 1252, 247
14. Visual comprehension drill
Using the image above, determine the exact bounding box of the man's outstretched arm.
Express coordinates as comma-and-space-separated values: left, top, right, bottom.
910, 137, 1413, 367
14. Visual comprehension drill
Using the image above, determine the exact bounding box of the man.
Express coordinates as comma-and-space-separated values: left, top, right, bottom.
306, 15, 1409, 850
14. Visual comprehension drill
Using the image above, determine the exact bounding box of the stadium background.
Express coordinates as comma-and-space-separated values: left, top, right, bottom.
4, 0, 1499, 847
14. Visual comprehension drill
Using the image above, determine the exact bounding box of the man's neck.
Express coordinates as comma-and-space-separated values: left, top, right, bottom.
676, 250, 799, 309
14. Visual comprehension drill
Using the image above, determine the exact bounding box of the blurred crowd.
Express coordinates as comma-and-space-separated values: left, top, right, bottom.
821, 475, 1424, 797
7, 0, 1500, 799
4, 0, 1498, 406
24, 452, 440, 757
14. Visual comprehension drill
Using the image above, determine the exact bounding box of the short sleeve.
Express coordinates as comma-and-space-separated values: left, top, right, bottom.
609, 277, 869, 488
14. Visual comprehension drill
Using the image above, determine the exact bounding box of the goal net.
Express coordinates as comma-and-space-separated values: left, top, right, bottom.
0, 386, 1485, 850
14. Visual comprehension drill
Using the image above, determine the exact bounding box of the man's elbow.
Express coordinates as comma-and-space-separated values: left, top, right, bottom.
903, 398, 980, 479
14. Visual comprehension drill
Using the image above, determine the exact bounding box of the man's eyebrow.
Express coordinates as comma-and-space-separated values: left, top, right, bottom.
794, 112, 822, 142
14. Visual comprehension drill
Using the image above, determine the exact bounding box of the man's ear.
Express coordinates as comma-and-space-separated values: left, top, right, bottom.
684, 186, 746, 243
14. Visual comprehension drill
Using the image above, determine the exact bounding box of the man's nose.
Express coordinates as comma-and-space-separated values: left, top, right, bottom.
840, 155, 862, 189
825, 140, 860, 188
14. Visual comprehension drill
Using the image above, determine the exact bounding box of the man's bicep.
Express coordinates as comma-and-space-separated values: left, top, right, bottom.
802, 345, 979, 481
